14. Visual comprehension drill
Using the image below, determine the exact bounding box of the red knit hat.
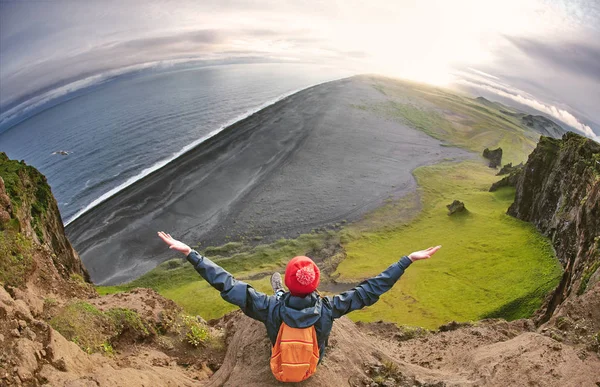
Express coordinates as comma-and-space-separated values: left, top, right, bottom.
284, 256, 320, 297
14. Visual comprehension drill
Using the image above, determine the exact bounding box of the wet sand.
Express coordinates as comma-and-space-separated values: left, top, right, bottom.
66, 75, 472, 285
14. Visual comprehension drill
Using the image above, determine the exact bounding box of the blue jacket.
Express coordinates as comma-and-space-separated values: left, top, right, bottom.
186, 251, 412, 359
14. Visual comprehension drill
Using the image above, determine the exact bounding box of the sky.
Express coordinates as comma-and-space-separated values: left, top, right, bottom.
1, 0, 599, 140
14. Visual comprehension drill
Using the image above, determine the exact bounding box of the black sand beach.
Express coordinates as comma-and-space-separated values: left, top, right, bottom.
66, 76, 471, 285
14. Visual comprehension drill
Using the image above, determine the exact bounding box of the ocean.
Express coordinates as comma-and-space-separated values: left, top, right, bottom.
0, 63, 350, 224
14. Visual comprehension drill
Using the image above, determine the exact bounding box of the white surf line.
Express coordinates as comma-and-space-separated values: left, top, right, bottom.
64, 75, 354, 226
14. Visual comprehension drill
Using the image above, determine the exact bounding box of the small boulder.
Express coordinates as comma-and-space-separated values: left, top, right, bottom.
483, 147, 503, 168
446, 200, 466, 215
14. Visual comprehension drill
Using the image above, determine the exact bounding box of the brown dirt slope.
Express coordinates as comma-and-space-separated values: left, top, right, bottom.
206, 308, 600, 387
0, 285, 216, 386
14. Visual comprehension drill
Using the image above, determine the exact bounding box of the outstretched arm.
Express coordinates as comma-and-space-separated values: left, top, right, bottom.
157, 232, 271, 322
328, 246, 441, 319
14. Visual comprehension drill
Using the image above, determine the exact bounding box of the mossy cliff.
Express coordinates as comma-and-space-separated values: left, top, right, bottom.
0, 153, 224, 385
0, 152, 89, 289
504, 133, 600, 322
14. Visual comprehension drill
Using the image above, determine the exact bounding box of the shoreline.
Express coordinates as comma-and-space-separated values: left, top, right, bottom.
64, 75, 353, 226
66, 75, 472, 285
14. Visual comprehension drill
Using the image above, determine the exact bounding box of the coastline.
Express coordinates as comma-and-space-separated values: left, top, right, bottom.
66, 75, 472, 285
64, 75, 353, 226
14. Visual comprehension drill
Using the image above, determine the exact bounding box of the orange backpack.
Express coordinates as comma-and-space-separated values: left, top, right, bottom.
270, 322, 320, 382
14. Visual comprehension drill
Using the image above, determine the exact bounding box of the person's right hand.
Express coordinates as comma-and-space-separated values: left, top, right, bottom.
408, 245, 441, 262
157, 231, 192, 256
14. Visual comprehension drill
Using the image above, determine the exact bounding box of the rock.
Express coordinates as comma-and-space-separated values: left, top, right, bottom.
23, 327, 36, 341
13, 300, 33, 322
439, 321, 473, 332
446, 200, 466, 215
586, 266, 600, 293
46, 328, 95, 373
496, 162, 523, 176
0, 303, 13, 319
483, 147, 503, 168
52, 358, 67, 372
14, 338, 40, 377
0, 286, 15, 306
16, 367, 33, 382
382, 378, 396, 387
11, 328, 21, 338
13, 288, 45, 317
489, 167, 523, 192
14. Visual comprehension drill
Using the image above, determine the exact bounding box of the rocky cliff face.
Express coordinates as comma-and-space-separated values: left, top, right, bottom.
506, 133, 600, 322
0, 153, 90, 295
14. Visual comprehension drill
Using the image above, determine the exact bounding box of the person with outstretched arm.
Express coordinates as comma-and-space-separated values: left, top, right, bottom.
158, 231, 440, 383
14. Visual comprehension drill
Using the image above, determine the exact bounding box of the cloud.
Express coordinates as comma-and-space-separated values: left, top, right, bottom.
460, 31, 600, 134
459, 79, 596, 138
467, 67, 499, 80
505, 35, 600, 82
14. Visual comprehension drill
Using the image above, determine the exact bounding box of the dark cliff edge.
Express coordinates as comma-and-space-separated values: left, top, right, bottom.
502, 133, 600, 323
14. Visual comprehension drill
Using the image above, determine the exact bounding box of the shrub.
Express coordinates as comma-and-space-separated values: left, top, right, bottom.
182, 314, 209, 347
106, 307, 153, 338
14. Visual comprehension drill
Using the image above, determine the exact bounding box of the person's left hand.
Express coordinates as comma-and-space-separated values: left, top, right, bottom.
408, 245, 441, 261
157, 231, 192, 255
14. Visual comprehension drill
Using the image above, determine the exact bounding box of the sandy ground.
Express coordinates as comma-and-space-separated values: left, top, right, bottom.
66, 75, 472, 285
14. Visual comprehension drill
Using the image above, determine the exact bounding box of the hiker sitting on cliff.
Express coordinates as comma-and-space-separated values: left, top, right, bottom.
158, 231, 440, 382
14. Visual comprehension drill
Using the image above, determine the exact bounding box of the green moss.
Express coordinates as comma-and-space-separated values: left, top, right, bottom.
44, 297, 58, 307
